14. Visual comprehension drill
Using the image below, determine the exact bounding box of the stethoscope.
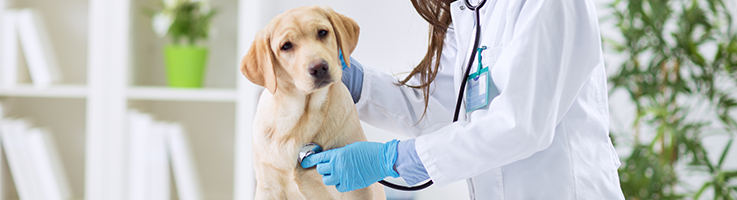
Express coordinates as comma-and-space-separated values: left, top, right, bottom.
298, 0, 487, 192
454, 0, 488, 122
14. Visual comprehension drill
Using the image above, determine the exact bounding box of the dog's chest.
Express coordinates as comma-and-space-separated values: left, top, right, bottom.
254, 116, 346, 167
253, 99, 359, 169
252, 85, 374, 199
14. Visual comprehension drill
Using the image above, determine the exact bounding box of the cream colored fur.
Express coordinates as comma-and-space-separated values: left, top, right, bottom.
240, 5, 385, 200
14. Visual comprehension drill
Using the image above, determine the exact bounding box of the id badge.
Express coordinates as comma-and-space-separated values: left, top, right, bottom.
465, 45, 500, 113
466, 69, 490, 113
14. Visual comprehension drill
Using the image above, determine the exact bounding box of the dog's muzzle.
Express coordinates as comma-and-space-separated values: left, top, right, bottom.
309, 60, 333, 88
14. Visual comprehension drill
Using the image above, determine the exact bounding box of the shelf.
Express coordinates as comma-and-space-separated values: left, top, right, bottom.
0, 84, 88, 99
126, 86, 237, 102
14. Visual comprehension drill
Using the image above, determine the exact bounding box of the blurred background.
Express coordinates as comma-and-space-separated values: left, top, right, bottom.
0, 0, 735, 199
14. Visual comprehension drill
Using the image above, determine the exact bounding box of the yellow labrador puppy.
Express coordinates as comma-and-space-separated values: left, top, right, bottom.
240, 6, 385, 200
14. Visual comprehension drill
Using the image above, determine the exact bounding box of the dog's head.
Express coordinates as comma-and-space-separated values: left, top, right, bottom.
241, 6, 360, 94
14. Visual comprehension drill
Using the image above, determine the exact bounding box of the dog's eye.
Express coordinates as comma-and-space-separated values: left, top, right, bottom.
281, 42, 293, 51
318, 30, 328, 38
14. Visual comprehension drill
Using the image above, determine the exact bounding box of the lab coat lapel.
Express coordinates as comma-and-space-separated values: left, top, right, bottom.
450, 1, 475, 120
450, 1, 474, 58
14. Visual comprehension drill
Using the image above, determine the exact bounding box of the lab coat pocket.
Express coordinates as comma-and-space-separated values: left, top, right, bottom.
467, 47, 503, 118
482, 46, 503, 100
481, 46, 503, 70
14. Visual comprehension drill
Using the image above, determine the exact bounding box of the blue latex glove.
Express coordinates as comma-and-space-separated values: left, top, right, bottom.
339, 50, 364, 103
301, 140, 400, 192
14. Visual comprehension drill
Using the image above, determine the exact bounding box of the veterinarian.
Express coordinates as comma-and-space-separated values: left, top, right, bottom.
301, 0, 626, 199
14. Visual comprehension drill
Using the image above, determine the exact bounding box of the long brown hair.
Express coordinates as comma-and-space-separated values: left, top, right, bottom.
400, 0, 454, 122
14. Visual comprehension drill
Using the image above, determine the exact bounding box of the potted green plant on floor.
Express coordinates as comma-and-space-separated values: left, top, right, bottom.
606, 0, 737, 199
151, 0, 216, 88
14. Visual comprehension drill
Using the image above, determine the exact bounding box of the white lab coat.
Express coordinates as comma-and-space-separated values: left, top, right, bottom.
355, 0, 625, 199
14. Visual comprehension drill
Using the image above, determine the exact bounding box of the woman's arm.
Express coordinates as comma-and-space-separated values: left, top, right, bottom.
354, 27, 458, 138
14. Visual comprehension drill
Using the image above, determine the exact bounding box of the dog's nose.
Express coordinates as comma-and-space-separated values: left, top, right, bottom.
308, 60, 330, 79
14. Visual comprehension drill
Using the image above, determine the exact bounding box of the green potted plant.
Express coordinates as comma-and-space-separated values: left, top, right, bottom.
151, 0, 216, 88
606, 0, 737, 199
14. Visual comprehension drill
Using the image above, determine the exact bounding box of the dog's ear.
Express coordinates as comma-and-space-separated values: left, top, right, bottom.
322, 6, 360, 68
241, 30, 278, 94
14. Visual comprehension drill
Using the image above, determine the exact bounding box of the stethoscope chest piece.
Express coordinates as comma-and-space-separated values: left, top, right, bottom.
298, 143, 323, 164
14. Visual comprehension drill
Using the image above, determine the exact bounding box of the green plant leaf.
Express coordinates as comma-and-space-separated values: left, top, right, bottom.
606, 0, 737, 199
695, 182, 713, 199
150, 0, 217, 45
717, 138, 733, 169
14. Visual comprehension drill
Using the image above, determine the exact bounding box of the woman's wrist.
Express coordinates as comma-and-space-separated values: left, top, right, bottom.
341, 56, 364, 103
395, 139, 431, 185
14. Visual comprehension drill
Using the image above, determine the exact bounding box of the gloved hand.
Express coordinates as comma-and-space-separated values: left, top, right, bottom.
301, 140, 400, 192
339, 50, 364, 103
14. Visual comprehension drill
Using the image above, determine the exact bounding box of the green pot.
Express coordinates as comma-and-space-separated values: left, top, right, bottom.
164, 45, 208, 88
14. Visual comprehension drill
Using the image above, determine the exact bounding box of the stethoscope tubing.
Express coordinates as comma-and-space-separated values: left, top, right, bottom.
453, 0, 485, 122
378, 0, 487, 191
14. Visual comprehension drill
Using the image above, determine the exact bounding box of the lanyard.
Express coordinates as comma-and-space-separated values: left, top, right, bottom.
453, 0, 487, 122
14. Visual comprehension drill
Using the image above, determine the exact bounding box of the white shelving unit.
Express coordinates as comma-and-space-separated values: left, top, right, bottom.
0, 0, 261, 199
0, 84, 87, 99
127, 87, 237, 102
0, 0, 91, 199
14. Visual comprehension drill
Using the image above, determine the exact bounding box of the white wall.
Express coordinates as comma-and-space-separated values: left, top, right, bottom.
266, 0, 430, 73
